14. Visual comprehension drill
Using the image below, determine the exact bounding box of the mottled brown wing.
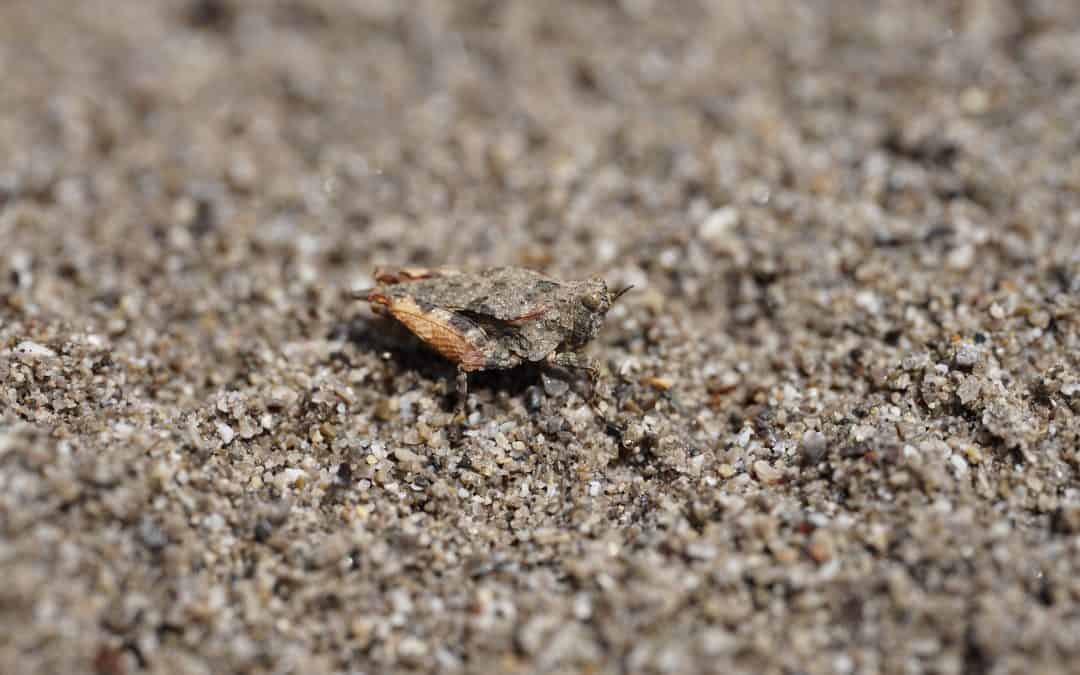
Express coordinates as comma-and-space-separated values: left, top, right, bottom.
368, 292, 488, 370
374, 267, 555, 323
413, 269, 556, 322
460, 268, 559, 322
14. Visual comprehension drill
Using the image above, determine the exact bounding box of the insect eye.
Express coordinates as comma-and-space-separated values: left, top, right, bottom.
581, 293, 603, 310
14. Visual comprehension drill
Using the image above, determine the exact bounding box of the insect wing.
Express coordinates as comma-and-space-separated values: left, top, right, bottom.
372, 293, 488, 370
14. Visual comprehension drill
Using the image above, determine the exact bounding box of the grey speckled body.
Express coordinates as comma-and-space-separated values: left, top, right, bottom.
368, 267, 628, 382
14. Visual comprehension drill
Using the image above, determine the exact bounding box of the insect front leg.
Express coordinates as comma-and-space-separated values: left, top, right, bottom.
546, 350, 601, 400
547, 350, 599, 378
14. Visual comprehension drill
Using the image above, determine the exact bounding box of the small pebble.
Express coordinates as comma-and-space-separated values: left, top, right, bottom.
800, 431, 828, 464
227, 153, 258, 191
14, 340, 57, 359
137, 516, 169, 551
280, 467, 307, 488
953, 344, 980, 370
698, 206, 739, 243
642, 375, 674, 391
525, 386, 545, 411
946, 244, 975, 271
753, 460, 783, 485
216, 422, 236, 445
254, 519, 274, 542
270, 386, 298, 408
957, 377, 982, 405
541, 373, 570, 398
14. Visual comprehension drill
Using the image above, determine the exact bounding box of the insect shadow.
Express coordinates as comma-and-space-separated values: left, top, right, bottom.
337, 313, 543, 406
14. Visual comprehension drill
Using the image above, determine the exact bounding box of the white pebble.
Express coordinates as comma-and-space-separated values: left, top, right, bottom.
270, 386, 298, 407
735, 427, 753, 448
854, 290, 881, 313
851, 425, 875, 443
398, 636, 428, 662
280, 467, 307, 487
216, 423, 235, 446
698, 206, 739, 242
14, 341, 57, 359
946, 244, 975, 270
658, 247, 681, 269
594, 239, 618, 263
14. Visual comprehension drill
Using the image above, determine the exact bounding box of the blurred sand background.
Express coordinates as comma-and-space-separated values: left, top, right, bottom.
1, 1, 1079, 673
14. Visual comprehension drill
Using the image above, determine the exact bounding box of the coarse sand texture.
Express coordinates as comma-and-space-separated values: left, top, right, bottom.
1, 1, 1079, 674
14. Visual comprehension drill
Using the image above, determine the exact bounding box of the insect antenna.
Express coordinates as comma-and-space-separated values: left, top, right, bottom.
612, 285, 634, 303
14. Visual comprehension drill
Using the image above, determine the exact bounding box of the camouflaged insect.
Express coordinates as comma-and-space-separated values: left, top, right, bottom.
366, 266, 630, 398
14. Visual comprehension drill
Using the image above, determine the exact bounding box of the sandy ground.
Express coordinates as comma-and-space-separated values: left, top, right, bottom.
2, 1, 1079, 673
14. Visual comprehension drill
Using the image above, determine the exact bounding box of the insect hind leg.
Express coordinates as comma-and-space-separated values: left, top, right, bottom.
452, 334, 520, 419
453, 367, 470, 418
